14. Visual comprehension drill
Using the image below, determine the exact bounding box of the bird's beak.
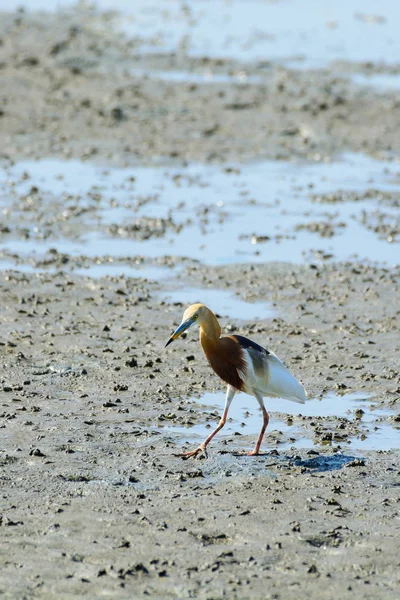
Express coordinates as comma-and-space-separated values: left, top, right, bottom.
165, 319, 194, 347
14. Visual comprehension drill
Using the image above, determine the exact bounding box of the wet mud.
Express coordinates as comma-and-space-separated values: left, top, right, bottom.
1, 2, 400, 599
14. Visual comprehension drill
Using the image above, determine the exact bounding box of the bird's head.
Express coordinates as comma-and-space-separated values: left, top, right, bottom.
165, 303, 205, 347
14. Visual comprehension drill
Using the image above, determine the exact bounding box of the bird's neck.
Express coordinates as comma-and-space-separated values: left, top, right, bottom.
199, 309, 221, 352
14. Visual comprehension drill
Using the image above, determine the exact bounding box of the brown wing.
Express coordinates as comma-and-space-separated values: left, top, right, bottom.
203, 335, 247, 391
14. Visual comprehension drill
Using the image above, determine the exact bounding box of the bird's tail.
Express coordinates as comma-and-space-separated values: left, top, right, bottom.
262, 353, 307, 404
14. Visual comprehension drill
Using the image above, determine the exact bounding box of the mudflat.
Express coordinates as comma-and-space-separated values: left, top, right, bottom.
0, 4, 399, 599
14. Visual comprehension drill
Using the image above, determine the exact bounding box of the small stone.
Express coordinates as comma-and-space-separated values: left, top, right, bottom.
29, 448, 46, 457
346, 458, 366, 467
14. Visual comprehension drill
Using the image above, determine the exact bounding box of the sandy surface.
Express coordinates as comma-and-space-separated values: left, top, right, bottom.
1, 4, 400, 600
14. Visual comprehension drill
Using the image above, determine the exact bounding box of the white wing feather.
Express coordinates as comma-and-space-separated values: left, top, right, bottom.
242, 349, 307, 404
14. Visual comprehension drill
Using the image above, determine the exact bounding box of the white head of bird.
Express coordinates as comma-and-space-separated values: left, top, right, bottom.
165, 303, 307, 458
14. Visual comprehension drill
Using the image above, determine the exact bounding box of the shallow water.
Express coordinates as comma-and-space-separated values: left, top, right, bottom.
167, 390, 399, 451
7, 0, 400, 69
1, 153, 399, 268
158, 287, 275, 320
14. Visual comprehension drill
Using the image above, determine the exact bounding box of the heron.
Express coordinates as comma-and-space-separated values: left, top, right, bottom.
165, 303, 307, 457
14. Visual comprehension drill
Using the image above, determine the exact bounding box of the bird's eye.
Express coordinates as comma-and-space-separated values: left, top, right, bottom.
193, 314, 198, 320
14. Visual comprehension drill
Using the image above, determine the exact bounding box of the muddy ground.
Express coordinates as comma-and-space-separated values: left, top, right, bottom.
0, 4, 400, 600
1, 6, 400, 165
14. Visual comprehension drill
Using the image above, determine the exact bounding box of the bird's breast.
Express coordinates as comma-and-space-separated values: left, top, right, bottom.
200, 334, 247, 391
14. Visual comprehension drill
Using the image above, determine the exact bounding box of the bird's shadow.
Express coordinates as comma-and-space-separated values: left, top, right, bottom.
228, 451, 359, 473
291, 454, 359, 473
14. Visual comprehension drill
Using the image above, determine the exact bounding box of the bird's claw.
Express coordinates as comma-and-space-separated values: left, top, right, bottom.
174, 445, 208, 459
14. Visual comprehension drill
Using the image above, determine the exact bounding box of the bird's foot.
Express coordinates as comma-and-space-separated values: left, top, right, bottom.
174, 445, 208, 459
233, 449, 262, 456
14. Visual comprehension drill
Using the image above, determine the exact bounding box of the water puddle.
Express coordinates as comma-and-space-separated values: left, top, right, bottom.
0, 258, 178, 281
158, 287, 275, 320
1, 153, 399, 268
268, 391, 392, 421
164, 391, 399, 452
351, 73, 400, 92
73, 262, 178, 280
9, 1, 400, 70
103, 0, 400, 69
131, 68, 261, 85
347, 424, 399, 452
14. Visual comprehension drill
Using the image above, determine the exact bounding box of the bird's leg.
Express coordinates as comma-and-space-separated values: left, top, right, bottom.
247, 392, 269, 456
176, 385, 237, 458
